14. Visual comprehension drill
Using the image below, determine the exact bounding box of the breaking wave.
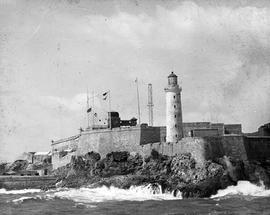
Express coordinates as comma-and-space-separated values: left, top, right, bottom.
0, 188, 41, 195
211, 181, 270, 198
12, 196, 41, 204
47, 184, 182, 203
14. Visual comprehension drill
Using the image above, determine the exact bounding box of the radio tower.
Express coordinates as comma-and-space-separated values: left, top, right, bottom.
147, 83, 154, 126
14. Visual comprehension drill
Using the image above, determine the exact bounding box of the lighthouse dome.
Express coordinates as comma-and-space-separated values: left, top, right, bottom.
168, 71, 178, 86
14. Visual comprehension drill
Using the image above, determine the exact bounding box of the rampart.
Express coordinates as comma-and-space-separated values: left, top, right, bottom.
76, 126, 163, 156
141, 137, 224, 165
52, 126, 164, 169
51, 124, 270, 169
244, 136, 270, 161
224, 124, 242, 135
142, 135, 270, 164
51, 135, 80, 169
183, 122, 211, 137
0, 176, 56, 190
76, 127, 142, 157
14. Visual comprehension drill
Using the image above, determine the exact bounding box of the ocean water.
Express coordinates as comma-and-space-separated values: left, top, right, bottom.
1, 181, 270, 215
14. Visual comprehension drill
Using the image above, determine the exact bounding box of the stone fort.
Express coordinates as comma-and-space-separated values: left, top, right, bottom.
51, 72, 270, 169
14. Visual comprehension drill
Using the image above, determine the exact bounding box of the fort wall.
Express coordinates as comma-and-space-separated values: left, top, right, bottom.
76, 127, 142, 158
51, 135, 79, 169
192, 129, 219, 137
140, 126, 165, 144
51, 126, 270, 170
221, 135, 247, 160
182, 122, 211, 137
224, 124, 242, 135
0, 176, 56, 190
211, 123, 225, 136
244, 136, 270, 161
142, 135, 270, 164
140, 137, 224, 165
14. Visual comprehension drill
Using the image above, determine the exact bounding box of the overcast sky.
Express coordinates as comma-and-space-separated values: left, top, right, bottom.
1, 0, 270, 161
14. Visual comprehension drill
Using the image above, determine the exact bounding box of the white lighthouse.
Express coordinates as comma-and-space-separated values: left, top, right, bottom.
165, 71, 183, 142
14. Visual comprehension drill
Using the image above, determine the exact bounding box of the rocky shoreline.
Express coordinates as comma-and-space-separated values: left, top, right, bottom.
52, 150, 270, 198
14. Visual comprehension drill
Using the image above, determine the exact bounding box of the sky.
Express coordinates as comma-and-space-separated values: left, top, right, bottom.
0, 0, 270, 161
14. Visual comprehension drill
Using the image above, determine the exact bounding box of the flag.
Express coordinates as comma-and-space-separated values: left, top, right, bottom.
102, 91, 109, 100
87, 107, 92, 113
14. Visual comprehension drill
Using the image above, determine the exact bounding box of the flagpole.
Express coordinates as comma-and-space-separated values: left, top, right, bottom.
87, 88, 90, 128
135, 78, 141, 125
109, 90, 111, 112
109, 90, 112, 129
92, 91, 95, 128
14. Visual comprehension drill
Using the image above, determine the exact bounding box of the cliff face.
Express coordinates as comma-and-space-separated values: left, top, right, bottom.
53, 150, 270, 198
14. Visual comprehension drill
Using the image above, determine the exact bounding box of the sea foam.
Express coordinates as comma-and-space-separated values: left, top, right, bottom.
12, 196, 37, 203
0, 188, 41, 195
211, 180, 270, 198
48, 184, 182, 203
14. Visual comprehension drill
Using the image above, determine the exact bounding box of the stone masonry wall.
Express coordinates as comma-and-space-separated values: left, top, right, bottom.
141, 137, 224, 165
221, 135, 247, 160
244, 136, 270, 161
0, 176, 56, 190
51, 126, 270, 170
224, 124, 242, 135
76, 127, 142, 158
182, 122, 211, 137
51, 135, 79, 169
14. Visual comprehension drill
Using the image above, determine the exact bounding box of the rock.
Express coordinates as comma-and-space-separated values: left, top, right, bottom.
8, 160, 29, 172
84, 152, 101, 176
106, 151, 130, 162
245, 161, 270, 188
84, 151, 101, 162
179, 176, 222, 198
0, 162, 8, 175
171, 153, 196, 172
91, 175, 150, 189
56, 150, 268, 198
150, 149, 160, 160
220, 156, 246, 182
70, 156, 85, 170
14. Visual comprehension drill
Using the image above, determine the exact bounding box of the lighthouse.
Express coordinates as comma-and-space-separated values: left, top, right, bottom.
165, 71, 183, 142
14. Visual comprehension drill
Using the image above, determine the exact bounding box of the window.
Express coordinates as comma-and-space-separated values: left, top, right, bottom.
174, 115, 177, 118
175, 124, 177, 128
174, 105, 176, 108
174, 95, 176, 99
175, 134, 178, 137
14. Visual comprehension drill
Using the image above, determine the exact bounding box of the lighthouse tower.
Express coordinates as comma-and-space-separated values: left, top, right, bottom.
165, 72, 183, 142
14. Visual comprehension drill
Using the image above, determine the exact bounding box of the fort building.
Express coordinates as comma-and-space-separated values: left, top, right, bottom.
51, 72, 270, 170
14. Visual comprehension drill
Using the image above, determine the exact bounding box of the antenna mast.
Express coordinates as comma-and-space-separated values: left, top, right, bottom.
147, 83, 154, 126
135, 78, 141, 125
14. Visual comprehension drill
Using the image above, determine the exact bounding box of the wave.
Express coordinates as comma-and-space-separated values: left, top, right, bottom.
211, 180, 270, 198
0, 188, 41, 195
12, 196, 41, 204
47, 184, 182, 203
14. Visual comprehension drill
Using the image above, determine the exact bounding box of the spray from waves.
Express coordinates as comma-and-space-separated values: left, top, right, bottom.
0, 188, 41, 195
47, 184, 182, 203
211, 180, 270, 198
